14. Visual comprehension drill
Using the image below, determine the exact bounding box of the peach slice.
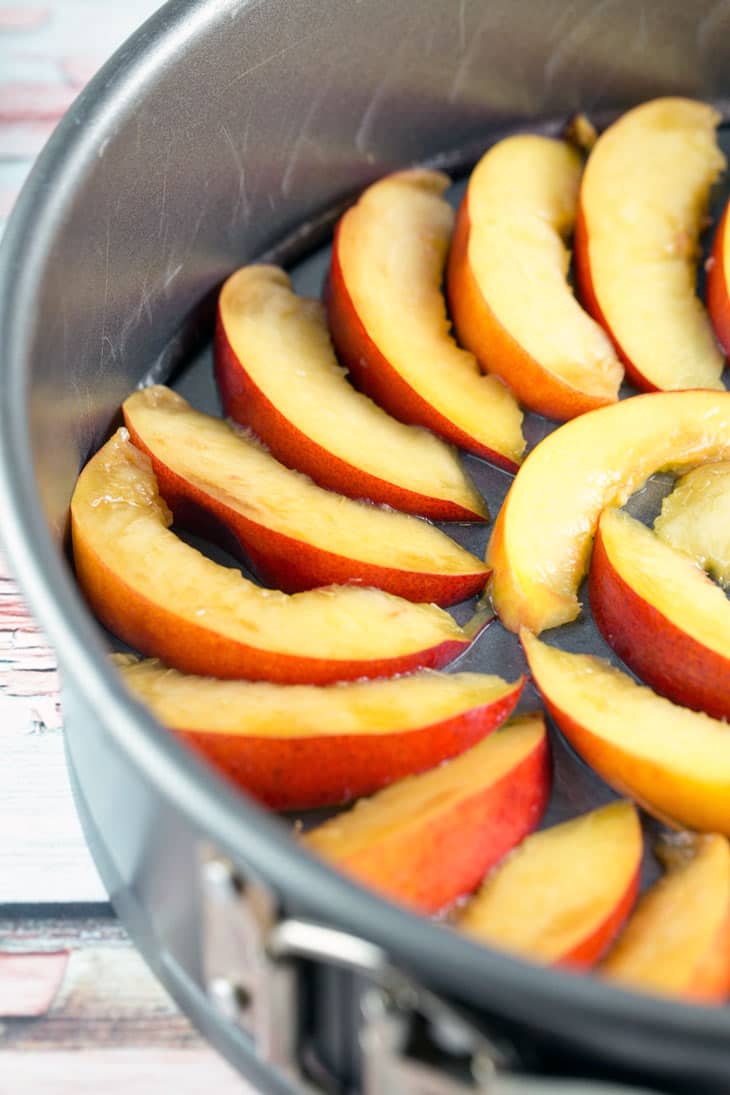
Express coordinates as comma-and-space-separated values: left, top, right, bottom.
654, 462, 730, 590
590, 507, 730, 720
123, 386, 488, 607
521, 629, 730, 834
303, 714, 550, 913
486, 389, 730, 634
71, 430, 474, 684
458, 802, 641, 968
216, 265, 486, 522
602, 834, 730, 1003
447, 135, 622, 420
708, 201, 730, 354
326, 170, 525, 471
113, 654, 524, 810
575, 97, 725, 392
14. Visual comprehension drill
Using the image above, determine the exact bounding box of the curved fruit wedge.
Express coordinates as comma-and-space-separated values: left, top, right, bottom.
71, 430, 473, 684
447, 135, 622, 420
216, 265, 486, 522
114, 654, 524, 810
602, 834, 730, 1003
123, 386, 488, 607
326, 170, 525, 471
654, 462, 730, 590
575, 97, 725, 392
487, 390, 730, 634
521, 629, 730, 834
303, 714, 550, 914
458, 801, 641, 968
590, 507, 730, 720
708, 201, 730, 354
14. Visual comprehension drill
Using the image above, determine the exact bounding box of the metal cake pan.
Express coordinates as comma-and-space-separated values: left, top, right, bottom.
2, 1, 730, 1091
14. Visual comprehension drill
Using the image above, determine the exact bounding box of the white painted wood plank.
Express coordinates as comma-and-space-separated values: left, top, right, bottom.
0, 545, 104, 906
0, 1049, 251, 1094
0, 706, 106, 905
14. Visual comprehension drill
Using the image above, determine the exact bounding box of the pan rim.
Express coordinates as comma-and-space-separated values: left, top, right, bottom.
0, 0, 729, 1077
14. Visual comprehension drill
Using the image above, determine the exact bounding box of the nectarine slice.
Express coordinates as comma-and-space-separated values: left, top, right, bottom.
487, 390, 730, 634
71, 430, 474, 684
123, 386, 488, 607
303, 714, 550, 913
575, 97, 725, 392
326, 170, 525, 471
114, 654, 523, 810
708, 200, 730, 354
522, 630, 730, 834
458, 801, 641, 968
654, 462, 730, 590
216, 265, 486, 521
447, 136, 622, 420
602, 834, 730, 1003
590, 507, 730, 720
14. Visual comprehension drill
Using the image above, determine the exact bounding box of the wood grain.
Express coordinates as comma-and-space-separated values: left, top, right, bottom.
0, 952, 68, 1017
0, 920, 253, 1092
0, 4, 256, 1087
0, 1049, 248, 1094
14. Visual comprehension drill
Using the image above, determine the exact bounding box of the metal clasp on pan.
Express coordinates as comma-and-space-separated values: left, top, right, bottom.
200, 850, 506, 1093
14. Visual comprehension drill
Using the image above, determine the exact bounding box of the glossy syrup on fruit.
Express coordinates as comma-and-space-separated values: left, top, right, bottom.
126, 115, 730, 890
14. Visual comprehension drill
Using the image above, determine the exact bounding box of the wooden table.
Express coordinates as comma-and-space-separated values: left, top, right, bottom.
0, 4, 249, 1091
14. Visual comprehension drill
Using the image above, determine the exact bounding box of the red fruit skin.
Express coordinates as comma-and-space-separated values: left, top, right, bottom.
447, 195, 616, 421
574, 204, 660, 393
73, 525, 471, 685
335, 731, 551, 914
177, 677, 524, 811
214, 309, 485, 522
589, 520, 730, 721
123, 413, 489, 607
325, 221, 520, 473
560, 865, 640, 970
707, 202, 730, 358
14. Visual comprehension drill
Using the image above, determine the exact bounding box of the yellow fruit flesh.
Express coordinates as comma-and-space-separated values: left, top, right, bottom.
124, 386, 486, 577
458, 801, 640, 962
654, 462, 730, 589
303, 715, 544, 859
71, 431, 467, 659
113, 654, 518, 737
602, 836, 730, 997
522, 631, 730, 833
599, 507, 730, 655
340, 171, 525, 463
469, 136, 621, 396
487, 390, 730, 633
219, 266, 486, 516
581, 98, 725, 390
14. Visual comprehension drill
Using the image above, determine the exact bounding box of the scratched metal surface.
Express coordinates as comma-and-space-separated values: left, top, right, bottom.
5, 3, 730, 1087
0, 4, 253, 1091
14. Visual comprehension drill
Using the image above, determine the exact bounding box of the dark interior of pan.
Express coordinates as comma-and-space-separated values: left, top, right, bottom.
2, 1, 730, 1091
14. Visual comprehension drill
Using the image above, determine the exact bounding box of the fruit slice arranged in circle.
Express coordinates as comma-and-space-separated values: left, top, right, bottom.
521, 629, 730, 834
113, 654, 524, 810
71, 430, 475, 684
487, 390, 730, 634
590, 507, 730, 720
708, 200, 730, 355
447, 135, 622, 420
123, 386, 489, 607
458, 801, 641, 968
302, 714, 550, 914
602, 834, 730, 1004
326, 170, 525, 471
654, 462, 730, 590
215, 265, 486, 522
575, 97, 725, 392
